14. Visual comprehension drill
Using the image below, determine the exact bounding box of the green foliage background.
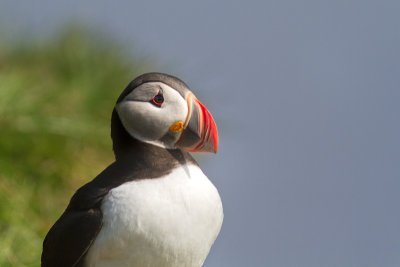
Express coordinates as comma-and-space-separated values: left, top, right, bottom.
0, 27, 149, 266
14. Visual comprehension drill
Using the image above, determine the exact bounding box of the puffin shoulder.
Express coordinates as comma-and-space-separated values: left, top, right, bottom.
41, 162, 122, 267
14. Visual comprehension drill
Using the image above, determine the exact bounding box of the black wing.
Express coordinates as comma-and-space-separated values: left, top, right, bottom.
41, 160, 133, 267
41, 161, 125, 267
41, 179, 111, 267
41, 207, 102, 267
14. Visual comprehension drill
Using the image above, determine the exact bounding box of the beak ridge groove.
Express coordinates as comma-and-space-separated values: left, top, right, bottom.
175, 95, 218, 153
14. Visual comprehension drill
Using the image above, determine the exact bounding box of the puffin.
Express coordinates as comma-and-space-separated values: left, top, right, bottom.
41, 72, 223, 267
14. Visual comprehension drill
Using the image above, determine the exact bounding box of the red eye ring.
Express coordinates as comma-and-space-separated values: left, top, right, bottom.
152, 93, 164, 107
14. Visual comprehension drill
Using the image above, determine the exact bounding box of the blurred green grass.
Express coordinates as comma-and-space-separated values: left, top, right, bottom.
0, 27, 149, 266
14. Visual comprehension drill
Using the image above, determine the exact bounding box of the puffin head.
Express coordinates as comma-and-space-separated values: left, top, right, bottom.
111, 73, 218, 159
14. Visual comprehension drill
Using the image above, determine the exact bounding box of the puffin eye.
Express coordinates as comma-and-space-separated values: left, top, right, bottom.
151, 93, 164, 107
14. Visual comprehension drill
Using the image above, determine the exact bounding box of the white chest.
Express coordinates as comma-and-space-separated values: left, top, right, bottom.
85, 164, 223, 267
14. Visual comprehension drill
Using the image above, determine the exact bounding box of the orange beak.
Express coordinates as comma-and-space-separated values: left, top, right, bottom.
175, 94, 219, 153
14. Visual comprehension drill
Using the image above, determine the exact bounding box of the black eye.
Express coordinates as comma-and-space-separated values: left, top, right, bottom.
152, 93, 164, 107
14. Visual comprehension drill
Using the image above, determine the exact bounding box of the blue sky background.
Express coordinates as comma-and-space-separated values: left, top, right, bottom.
2, 1, 400, 266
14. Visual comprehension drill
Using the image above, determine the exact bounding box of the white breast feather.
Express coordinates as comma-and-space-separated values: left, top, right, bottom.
84, 164, 223, 267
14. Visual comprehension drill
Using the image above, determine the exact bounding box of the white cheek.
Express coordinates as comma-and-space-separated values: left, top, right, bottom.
115, 86, 188, 143
116, 102, 165, 141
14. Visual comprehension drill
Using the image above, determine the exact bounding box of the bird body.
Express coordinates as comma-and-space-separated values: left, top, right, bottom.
42, 73, 222, 267
85, 163, 222, 267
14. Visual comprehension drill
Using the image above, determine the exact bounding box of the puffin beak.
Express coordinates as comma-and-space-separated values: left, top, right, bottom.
175, 93, 219, 153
